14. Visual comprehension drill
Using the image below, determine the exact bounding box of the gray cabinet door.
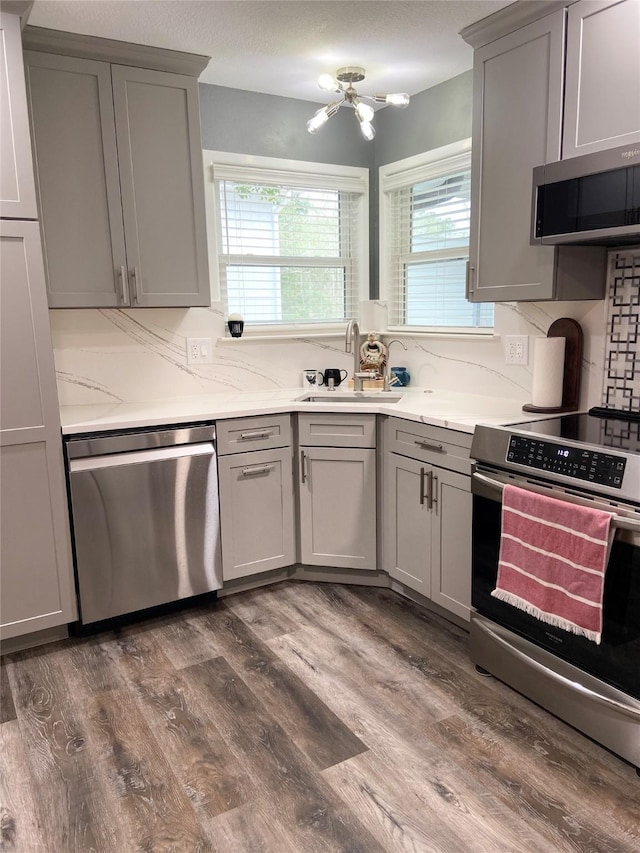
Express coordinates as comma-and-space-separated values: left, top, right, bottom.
382, 453, 432, 597
218, 447, 295, 581
563, 0, 640, 159
24, 51, 127, 307
468, 11, 564, 302
0, 221, 76, 639
299, 446, 376, 570
0, 13, 37, 219
112, 65, 210, 307
430, 467, 471, 622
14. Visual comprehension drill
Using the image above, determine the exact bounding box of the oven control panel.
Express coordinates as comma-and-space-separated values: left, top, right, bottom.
506, 436, 626, 488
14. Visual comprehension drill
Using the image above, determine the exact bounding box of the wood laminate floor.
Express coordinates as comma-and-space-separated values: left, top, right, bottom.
1, 581, 638, 852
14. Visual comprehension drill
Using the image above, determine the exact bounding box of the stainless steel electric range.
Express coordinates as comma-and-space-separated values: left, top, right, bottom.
470, 408, 640, 772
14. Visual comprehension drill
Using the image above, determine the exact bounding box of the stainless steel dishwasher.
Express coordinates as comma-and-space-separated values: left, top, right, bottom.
66, 424, 222, 625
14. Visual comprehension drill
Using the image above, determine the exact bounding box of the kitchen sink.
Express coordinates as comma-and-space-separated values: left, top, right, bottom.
297, 392, 405, 404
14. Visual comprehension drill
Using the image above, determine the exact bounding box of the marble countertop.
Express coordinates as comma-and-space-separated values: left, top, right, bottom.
60, 387, 552, 436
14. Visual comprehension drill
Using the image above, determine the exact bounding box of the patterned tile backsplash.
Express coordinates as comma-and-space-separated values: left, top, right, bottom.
603, 250, 640, 412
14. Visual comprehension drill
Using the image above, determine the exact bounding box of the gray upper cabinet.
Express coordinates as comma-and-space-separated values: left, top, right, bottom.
465, 6, 607, 303
467, 11, 565, 303
563, 0, 640, 159
0, 12, 37, 218
25, 52, 126, 307
24, 48, 210, 308
112, 65, 210, 307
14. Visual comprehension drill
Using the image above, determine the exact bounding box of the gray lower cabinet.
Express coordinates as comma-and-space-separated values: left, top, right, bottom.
24, 50, 209, 308
218, 444, 295, 582
298, 412, 377, 571
0, 220, 76, 640
383, 418, 472, 621
383, 454, 472, 622
563, 0, 640, 159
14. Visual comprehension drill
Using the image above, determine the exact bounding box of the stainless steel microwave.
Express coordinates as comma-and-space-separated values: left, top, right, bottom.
531, 144, 640, 246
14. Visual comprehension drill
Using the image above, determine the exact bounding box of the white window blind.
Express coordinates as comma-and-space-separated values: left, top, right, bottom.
213, 164, 365, 329
381, 145, 494, 332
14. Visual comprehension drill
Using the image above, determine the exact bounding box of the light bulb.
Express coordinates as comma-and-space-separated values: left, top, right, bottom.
355, 101, 375, 123
307, 108, 330, 134
359, 120, 375, 141
384, 92, 410, 108
318, 73, 340, 91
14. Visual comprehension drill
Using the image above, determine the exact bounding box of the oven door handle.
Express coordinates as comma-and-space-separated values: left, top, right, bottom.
477, 617, 640, 721
472, 471, 640, 533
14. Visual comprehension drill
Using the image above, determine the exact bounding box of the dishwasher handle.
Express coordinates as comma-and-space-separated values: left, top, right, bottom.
66, 424, 217, 458
69, 442, 215, 473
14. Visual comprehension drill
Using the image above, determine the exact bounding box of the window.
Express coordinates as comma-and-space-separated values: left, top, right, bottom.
380, 140, 494, 332
206, 153, 368, 333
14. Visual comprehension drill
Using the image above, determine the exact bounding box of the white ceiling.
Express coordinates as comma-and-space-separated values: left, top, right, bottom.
28, 1, 513, 103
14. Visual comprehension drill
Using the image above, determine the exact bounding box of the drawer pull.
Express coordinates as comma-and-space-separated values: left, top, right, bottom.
415, 440, 444, 453
241, 464, 274, 477
239, 430, 274, 440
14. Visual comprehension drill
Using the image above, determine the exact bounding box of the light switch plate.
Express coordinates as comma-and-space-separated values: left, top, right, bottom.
187, 337, 213, 364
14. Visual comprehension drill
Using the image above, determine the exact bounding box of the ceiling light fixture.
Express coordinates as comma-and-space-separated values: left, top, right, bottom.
306, 67, 409, 141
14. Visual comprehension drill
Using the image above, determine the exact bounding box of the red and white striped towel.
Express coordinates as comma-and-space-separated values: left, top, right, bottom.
492, 484, 614, 644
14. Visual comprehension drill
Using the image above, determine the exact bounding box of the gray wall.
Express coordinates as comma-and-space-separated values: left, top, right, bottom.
198, 72, 472, 296
373, 71, 472, 167
199, 84, 374, 168
370, 71, 472, 293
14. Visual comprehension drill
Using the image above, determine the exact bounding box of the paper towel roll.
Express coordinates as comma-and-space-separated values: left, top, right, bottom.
531, 337, 565, 408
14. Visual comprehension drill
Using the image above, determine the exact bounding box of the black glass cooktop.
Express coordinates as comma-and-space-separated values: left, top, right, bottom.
509, 411, 640, 456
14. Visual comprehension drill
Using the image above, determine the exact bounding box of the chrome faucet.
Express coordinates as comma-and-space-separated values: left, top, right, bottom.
382, 338, 408, 391
345, 318, 369, 391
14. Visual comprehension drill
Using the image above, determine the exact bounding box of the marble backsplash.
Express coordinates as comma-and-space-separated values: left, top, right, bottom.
50, 297, 608, 410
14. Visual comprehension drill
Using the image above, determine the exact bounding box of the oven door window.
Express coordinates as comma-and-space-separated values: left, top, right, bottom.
472, 493, 640, 700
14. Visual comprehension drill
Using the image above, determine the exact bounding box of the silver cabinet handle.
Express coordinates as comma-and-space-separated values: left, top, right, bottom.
419, 467, 426, 505
239, 430, 273, 440
118, 265, 129, 305
300, 449, 307, 483
241, 464, 274, 477
131, 266, 142, 304
427, 471, 438, 511
466, 261, 475, 297
415, 440, 444, 453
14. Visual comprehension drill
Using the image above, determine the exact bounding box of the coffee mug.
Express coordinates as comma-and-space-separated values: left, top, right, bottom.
322, 368, 348, 388
390, 366, 411, 387
302, 369, 323, 388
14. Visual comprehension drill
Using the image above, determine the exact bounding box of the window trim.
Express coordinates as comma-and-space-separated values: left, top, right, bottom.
379, 138, 493, 336
203, 150, 369, 337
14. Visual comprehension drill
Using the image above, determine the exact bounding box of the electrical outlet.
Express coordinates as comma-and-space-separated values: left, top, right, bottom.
504, 335, 529, 365
186, 337, 213, 364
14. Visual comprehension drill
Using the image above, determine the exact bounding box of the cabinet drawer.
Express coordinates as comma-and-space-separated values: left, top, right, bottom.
384, 417, 472, 475
217, 414, 292, 455
298, 413, 376, 448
